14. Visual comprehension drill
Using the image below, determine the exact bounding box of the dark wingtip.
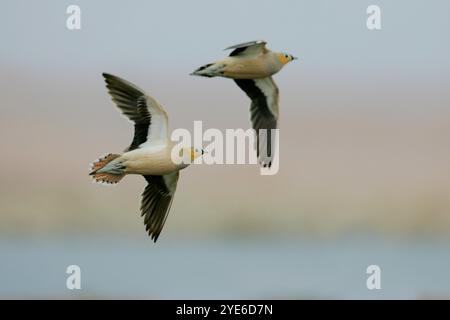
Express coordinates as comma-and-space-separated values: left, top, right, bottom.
151, 232, 159, 243
260, 161, 273, 168
102, 73, 116, 82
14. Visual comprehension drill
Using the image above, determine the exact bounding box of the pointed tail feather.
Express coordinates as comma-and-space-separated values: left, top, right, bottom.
89, 153, 125, 184
190, 63, 224, 77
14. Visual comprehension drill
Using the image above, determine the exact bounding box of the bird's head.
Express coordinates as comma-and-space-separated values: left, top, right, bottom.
180, 147, 205, 162
276, 53, 298, 65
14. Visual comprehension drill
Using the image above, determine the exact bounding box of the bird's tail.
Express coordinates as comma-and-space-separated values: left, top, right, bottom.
190, 63, 224, 77
89, 153, 125, 184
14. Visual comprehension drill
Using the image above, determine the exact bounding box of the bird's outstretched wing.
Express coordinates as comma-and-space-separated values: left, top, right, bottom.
141, 172, 179, 242
103, 73, 169, 151
234, 77, 279, 167
225, 40, 267, 57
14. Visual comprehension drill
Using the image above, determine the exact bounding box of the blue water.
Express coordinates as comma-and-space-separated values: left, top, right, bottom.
0, 237, 449, 299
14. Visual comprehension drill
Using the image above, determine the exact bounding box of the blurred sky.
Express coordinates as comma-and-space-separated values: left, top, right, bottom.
2, 0, 450, 74
0, 0, 449, 239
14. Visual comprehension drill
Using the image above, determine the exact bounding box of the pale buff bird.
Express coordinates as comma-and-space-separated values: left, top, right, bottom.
191, 40, 297, 168
90, 73, 203, 242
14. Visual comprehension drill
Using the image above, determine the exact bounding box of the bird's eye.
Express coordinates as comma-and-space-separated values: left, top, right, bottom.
285, 54, 289, 58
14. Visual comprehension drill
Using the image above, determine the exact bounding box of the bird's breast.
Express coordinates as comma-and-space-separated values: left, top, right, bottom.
121, 146, 178, 175
221, 55, 282, 79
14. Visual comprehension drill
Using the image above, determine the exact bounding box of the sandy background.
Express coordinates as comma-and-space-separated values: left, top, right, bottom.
1, 1, 450, 239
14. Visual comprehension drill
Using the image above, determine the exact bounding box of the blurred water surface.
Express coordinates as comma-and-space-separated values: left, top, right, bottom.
1, 237, 449, 299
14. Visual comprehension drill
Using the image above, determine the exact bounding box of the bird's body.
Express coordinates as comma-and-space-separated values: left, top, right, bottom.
113, 141, 183, 176
191, 41, 296, 168
200, 53, 283, 79
90, 73, 201, 241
